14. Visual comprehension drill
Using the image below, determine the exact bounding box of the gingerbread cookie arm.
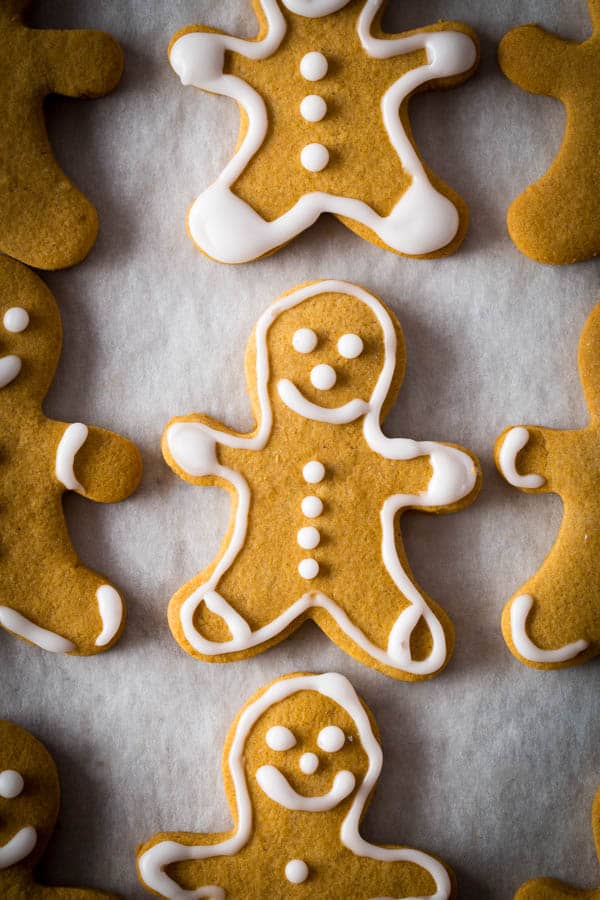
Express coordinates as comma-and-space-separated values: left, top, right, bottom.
498, 25, 572, 98
494, 425, 562, 494
61, 424, 143, 503
37, 29, 124, 99
138, 832, 235, 900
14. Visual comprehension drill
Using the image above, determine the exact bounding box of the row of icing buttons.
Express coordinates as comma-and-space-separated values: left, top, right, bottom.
299, 460, 325, 579
299, 51, 329, 173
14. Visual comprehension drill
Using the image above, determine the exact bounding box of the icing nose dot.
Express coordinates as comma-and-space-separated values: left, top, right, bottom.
0, 770, 24, 799
3, 308, 29, 333
301, 143, 329, 173
300, 51, 328, 81
286, 859, 309, 884
310, 363, 336, 390
299, 752, 319, 774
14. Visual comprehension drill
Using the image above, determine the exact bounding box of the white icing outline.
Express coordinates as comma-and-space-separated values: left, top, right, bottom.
138, 672, 452, 900
0, 826, 37, 870
0, 355, 22, 388
165, 281, 478, 677
55, 422, 88, 492
498, 427, 545, 489
0, 606, 75, 653
95, 585, 124, 647
169, 2, 477, 262
509, 594, 589, 664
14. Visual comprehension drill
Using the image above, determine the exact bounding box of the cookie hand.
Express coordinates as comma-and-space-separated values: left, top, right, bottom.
41, 29, 124, 98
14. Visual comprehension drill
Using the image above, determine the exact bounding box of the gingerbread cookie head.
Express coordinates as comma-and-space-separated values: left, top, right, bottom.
247, 281, 404, 426
0, 720, 59, 878
138, 672, 454, 898
0, 256, 61, 411
228, 672, 374, 829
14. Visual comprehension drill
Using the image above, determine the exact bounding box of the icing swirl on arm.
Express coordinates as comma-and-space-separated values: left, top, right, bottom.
510, 594, 589, 664
498, 426, 545, 489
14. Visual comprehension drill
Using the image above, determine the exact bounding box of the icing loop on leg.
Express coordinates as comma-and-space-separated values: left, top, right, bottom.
510, 594, 589, 664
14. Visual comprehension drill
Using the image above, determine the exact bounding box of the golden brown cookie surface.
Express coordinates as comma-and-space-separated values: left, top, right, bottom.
137, 671, 456, 899
162, 280, 480, 680
499, 0, 600, 264
514, 788, 600, 899
168, 0, 479, 263
494, 301, 600, 669
0, 0, 124, 270
0, 256, 142, 655
0, 720, 120, 898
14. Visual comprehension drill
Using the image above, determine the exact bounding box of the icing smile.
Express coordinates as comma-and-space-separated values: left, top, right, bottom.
277, 378, 368, 423
0, 354, 21, 388
256, 764, 355, 811
0, 825, 37, 870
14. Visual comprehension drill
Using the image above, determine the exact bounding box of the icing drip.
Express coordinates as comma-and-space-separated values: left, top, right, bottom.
138, 672, 451, 900
317, 725, 345, 752
498, 427, 545, 489
3, 307, 29, 333
171, 7, 477, 262
300, 94, 327, 122
510, 594, 589, 664
0, 770, 24, 799
285, 859, 309, 884
266, 726, 296, 751
0, 826, 37, 870
299, 51, 328, 81
55, 423, 88, 492
0, 355, 21, 388
95, 585, 124, 647
300, 142, 329, 172
0, 607, 75, 653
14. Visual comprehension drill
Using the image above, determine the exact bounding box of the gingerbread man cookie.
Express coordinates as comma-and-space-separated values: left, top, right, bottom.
515, 787, 600, 900
0, 720, 119, 898
169, 0, 479, 263
163, 280, 480, 680
494, 302, 600, 669
499, 0, 600, 264
0, 256, 142, 655
138, 671, 455, 899
0, 0, 124, 270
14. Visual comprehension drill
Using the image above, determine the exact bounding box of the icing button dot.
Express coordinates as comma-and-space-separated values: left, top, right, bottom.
301, 495, 323, 518
303, 461, 325, 484
300, 51, 328, 81
298, 558, 319, 580
0, 770, 24, 799
285, 859, 309, 884
310, 363, 336, 390
3, 307, 29, 333
297, 526, 320, 550
300, 94, 327, 122
299, 752, 319, 775
301, 143, 329, 173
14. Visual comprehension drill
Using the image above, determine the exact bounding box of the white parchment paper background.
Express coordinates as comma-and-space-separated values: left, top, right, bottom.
3, 1, 600, 897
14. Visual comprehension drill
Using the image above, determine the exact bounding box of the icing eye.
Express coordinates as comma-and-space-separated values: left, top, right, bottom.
317, 725, 345, 752
3, 307, 29, 334
292, 328, 318, 353
266, 726, 297, 751
337, 333, 363, 359
0, 770, 24, 799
